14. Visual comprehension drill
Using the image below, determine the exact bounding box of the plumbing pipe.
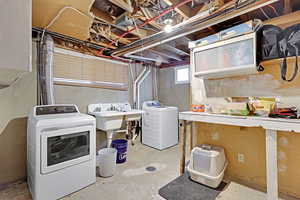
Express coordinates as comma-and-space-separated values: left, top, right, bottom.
106, 130, 114, 148
129, 63, 135, 83
152, 67, 159, 101
137, 67, 151, 110
151, 67, 158, 101
133, 65, 149, 108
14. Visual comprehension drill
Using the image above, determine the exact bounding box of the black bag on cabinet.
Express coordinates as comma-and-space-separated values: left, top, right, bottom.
258, 24, 300, 82
259, 25, 282, 60
278, 24, 300, 82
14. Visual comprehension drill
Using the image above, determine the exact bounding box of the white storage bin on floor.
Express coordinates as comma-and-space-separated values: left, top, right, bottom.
98, 148, 117, 178
188, 144, 227, 188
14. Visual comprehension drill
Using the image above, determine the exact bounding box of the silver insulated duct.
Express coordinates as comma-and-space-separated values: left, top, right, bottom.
37, 35, 55, 105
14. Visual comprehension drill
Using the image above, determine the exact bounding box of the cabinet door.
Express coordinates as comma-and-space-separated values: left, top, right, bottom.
0, 0, 32, 72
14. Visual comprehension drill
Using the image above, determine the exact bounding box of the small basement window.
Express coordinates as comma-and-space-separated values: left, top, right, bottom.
175, 65, 190, 84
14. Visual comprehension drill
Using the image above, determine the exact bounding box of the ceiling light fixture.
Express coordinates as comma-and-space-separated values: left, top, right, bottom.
163, 18, 173, 33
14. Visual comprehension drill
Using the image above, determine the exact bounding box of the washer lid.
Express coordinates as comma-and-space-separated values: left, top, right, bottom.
34, 113, 95, 128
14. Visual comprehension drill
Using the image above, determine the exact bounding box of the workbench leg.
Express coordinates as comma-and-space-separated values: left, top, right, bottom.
180, 120, 187, 175
190, 122, 194, 152
265, 129, 278, 200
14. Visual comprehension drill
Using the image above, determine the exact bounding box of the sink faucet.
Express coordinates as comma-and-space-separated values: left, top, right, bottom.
94, 107, 101, 112
108, 104, 125, 112
109, 104, 117, 111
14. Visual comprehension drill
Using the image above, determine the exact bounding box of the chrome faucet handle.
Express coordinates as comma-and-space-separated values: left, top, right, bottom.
94, 107, 101, 112
109, 104, 114, 111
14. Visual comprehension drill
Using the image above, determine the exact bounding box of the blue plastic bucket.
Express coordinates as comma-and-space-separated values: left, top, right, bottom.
112, 139, 128, 164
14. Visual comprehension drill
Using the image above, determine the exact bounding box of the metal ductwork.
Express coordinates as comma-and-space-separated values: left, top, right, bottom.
37, 35, 55, 105
110, 0, 279, 58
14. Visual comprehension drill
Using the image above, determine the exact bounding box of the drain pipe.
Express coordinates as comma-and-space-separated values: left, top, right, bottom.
137, 67, 151, 110
133, 65, 150, 109
152, 67, 159, 101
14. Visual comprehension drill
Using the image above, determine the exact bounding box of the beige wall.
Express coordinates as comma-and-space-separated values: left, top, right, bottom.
158, 67, 190, 111
0, 42, 37, 185
54, 85, 128, 113
53, 50, 128, 85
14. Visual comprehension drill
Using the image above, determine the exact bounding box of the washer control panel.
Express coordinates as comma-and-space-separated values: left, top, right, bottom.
35, 105, 79, 115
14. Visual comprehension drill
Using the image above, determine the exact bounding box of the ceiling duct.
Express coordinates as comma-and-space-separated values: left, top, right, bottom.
115, 14, 135, 27
37, 35, 55, 105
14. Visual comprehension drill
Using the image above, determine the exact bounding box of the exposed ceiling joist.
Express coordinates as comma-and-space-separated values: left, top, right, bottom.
264, 10, 300, 29
164, 44, 189, 56
90, 39, 117, 49
130, 50, 170, 63
111, 0, 280, 57
140, 8, 163, 30
126, 54, 154, 62
128, 52, 169, 63
145, 51, 170, 63
163, 0, 193, 19
284, 0, 292, 14
149, 48, 182, 61
90, 28, 131, 45
109, 0, 134, 13
160, 59, 190, 68
91, 7, 114, 24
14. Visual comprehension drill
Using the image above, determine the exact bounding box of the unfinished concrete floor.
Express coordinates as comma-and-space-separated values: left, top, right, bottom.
0, 140, 283, 200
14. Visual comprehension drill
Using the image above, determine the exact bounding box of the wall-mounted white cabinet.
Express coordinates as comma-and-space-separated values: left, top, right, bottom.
0, 0, 32, 72
191, 33, 257, 79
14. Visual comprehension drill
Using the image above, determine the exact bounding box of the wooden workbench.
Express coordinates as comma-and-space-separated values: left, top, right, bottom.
179, 111, 300, 200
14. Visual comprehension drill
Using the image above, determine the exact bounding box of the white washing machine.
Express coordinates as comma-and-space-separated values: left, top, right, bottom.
142, 101, 178, 150
27, 105, 96, 200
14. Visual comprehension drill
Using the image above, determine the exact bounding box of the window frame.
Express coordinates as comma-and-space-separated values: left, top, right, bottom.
174, 65, 190, 85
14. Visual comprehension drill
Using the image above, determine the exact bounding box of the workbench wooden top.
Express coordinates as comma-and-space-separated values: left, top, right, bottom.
179, 111, 300, 133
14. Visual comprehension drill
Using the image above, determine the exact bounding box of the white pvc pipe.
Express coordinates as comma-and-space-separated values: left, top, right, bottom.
129, 64, 135, 83
152, 67, 159, 101
137, 68, 151, 110
133, 65, 148, 108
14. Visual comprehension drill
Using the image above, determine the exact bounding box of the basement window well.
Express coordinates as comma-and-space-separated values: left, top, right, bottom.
175, 66, 190, 84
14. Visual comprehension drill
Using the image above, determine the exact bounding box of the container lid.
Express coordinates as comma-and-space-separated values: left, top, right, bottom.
193, 144, 224, 157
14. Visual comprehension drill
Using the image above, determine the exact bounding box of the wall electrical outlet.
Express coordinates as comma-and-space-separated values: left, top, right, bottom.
238, 153, 245, 163
211, 132, 219, 140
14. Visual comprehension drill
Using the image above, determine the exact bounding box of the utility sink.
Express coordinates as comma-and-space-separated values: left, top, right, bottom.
88, 103, 144, 147
92, 110, 144, 131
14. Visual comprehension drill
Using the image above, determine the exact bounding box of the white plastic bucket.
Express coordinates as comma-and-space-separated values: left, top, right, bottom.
98, 148, 117, 178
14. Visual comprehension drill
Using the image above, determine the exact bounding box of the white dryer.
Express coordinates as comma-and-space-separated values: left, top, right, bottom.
142, 101, 178, 150
27, 105, 96, 200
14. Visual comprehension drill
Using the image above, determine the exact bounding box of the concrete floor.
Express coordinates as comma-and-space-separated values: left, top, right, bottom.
0, 141, 278, 200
